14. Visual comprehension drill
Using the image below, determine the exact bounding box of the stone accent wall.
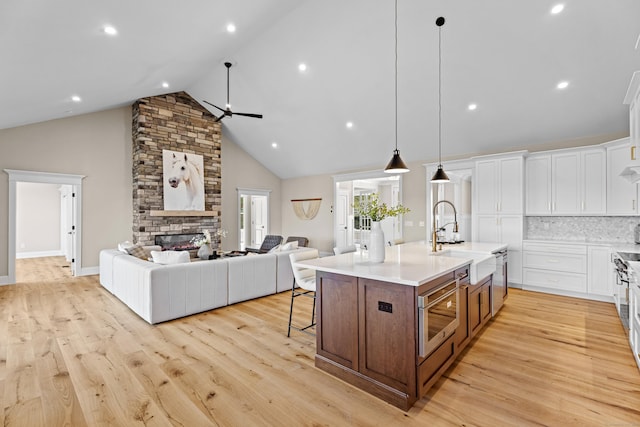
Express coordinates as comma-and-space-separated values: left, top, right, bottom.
131, 92, 222, 250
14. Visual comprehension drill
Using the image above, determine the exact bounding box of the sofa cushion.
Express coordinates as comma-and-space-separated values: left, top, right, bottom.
150, 250, 190, 265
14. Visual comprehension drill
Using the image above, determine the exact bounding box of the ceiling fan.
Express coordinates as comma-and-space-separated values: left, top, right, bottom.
203, 62, 263, 122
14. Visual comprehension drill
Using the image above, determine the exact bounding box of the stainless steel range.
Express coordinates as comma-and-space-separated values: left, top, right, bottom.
611, 251, 640, 330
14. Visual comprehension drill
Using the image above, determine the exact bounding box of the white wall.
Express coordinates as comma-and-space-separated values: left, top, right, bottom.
16, 182, 61, 257
0, 107, 134, 277
217, 134, 282, 252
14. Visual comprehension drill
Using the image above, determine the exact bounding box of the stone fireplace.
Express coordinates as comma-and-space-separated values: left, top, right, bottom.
131, 92, 222, 250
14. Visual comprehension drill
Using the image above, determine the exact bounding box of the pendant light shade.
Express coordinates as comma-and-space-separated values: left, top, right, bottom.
385, 149, 409, 173
431, 165, 450, 183
431, 16, 449, 183
384, 0, 409, 174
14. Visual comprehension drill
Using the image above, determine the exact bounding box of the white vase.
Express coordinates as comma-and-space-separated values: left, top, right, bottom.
369, 221, 385, 263
198, 243, 212, 260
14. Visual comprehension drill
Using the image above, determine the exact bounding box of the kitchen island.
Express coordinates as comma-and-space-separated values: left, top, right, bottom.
296, 242, 504, 410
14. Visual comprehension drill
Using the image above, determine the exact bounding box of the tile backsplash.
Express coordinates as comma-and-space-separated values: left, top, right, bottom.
525, 216, 640, 243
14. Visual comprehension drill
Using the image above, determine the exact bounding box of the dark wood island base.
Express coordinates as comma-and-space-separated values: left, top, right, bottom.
314, 265, 492, 411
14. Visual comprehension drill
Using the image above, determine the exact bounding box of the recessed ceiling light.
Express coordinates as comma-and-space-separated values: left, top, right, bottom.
557, 81, 569, 89
468, 103, 477, 111
226, 23, 236, 33
271, 142, 278, 149
71, 95, 81, 102
346, 121, 354, 129
298, 63, 307, 72
162, 82, 169, 89
103, 25, 117, 35
551, 4, 564, 14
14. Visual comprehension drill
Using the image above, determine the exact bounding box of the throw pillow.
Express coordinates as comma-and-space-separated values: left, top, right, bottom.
150, 250, 190, 265
268, 244, 281, 253
117, 240, 135, 253
281, 241, 299, 251
126, 244, 151, 260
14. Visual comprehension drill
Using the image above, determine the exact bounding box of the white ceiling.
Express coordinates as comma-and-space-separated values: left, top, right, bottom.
2, 0, 640, 179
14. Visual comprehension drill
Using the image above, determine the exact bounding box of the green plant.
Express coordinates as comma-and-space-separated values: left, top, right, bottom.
353, 193, 409, 222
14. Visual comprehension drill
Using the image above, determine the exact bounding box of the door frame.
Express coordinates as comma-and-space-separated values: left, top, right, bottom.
237, 188, 271, 251
332, 170, 404, 248
4, 169, 84, 285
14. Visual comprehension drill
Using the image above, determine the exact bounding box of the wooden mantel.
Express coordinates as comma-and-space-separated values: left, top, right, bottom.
149, 210, 218, 217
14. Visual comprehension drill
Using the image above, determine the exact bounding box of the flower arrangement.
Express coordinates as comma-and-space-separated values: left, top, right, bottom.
353, 193, 409, 222
190, 230, 211, 247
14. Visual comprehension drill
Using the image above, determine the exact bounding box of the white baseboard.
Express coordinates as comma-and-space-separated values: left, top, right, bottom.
16, 250, 65, 259
0, 275, 9, 286
78, 266, 99, 276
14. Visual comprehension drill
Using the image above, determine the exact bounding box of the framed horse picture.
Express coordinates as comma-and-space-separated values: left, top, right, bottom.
162, 149, 205, 211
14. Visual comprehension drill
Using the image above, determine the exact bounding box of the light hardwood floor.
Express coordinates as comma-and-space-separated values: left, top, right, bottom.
2, 257, 640, 426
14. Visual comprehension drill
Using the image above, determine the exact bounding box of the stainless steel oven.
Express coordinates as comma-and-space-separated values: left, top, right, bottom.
612, 251, 638, 331
418, 278, 459, 357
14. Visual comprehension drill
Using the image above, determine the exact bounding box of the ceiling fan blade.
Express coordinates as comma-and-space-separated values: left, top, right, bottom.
202, 100, 226, 113
214, 114, 226, 122
233, 112, 263, 119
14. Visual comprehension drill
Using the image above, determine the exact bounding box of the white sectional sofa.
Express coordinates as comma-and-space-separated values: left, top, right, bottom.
99, 246, 314, 324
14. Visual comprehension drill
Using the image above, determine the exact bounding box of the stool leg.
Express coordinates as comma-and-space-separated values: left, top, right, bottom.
287, 279, 296, 337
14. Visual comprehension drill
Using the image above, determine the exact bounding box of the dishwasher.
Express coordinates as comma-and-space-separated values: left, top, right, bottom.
491, 250, 508, 316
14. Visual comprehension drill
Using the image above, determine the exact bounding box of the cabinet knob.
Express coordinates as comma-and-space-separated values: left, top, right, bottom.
632, 145, 637, 161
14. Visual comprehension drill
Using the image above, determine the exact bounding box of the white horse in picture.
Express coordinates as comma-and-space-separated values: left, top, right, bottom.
163, 151, 205, 211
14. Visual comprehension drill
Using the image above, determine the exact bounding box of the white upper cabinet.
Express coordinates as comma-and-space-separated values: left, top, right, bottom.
475, 155, 524, 215
525, 148, 606, 215
525, 155, 552, 214
606, 138, 639, 215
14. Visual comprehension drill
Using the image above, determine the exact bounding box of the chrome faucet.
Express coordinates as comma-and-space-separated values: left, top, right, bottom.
432, 200, 458, 252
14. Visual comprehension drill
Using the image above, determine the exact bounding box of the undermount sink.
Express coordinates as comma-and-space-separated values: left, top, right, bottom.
433, 250, 496, 284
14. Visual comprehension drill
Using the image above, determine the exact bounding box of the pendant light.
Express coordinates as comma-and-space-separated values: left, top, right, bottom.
431, 17, 450, 183
384, 0, 409, 174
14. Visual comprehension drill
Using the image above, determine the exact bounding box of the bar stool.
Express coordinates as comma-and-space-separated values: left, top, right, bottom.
287, 249, 319, 337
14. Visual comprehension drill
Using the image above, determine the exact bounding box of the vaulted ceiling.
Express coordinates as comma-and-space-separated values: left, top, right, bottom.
2, 0, 639, 179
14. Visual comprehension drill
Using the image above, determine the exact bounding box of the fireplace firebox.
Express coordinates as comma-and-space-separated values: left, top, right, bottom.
154, 233, 204, 251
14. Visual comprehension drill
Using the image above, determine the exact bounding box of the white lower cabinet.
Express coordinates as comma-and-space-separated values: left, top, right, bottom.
587, 245, 613, 297
523, 241, 614, 301
523, 242, 587, 293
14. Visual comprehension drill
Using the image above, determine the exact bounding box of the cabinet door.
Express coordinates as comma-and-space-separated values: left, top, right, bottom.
454, 284, 470, 353
480, 282, 492, 323
499, 215, 523, 250
359, 278, 416, 393
526, 155, 552, 215
581, 149, 606, 214
317, 272, 359, 369
475, 160, 497, 214
587, 246, 613, 297
507, 249, 522, 285
468, 285, 483, 337
499, 157, 523, 214
476, 215, 499, 243
607, 142, 639, 215
552, 152, 580, 214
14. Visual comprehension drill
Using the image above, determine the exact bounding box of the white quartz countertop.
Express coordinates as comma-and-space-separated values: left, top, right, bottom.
295, 241, 505, 287
434, 241, 508, 253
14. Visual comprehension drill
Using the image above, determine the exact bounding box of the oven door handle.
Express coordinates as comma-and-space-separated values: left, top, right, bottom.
426, 287, 458, 309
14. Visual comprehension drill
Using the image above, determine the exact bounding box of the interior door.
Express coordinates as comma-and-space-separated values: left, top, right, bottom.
335, 190, 349, 248
251, 195, 267, 247
69, 186, 77, 275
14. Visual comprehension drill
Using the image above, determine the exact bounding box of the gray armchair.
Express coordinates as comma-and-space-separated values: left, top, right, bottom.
246, 235, 283, 253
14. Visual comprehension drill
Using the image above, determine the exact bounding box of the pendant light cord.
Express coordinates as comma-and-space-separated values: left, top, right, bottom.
394, 0, 398, 151
438, 23, 442, 166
